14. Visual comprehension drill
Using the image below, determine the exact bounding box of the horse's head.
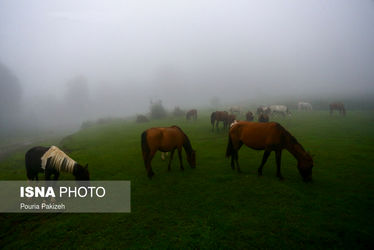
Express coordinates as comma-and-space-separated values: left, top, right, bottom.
187, 150, 196, 168
75, 163, 90, 180
297, 153, 313, 182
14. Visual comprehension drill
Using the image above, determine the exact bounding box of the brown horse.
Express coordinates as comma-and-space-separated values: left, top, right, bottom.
186, 109, 197, 120
141, 126, 196, 178
211, 111, 229, 130
227, 114, 236, 126
246, 111, 254, 121
258, 113, 269, 122
330, 102, 346, 116
226, 121, 313, 181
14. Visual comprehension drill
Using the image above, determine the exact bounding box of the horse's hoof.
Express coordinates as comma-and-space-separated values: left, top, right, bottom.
278, 176, 284, 180
258, 172, 262, 176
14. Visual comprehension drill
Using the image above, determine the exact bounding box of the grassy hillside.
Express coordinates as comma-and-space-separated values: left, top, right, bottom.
1, 111, 373, 249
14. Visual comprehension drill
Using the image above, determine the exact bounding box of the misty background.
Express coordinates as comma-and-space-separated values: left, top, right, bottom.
1, 0, 374, 135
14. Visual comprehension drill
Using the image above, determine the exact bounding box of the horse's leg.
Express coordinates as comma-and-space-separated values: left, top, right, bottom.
234, 150, 241, 173
168, 149, 175, 171
177, 148, 184, 170
258, 150, 271, 176
45, 170, 51, 181
275, 150, 284, 180
27, 171, 35, 181
54, 171, 60, 180
234, 142, 243, 173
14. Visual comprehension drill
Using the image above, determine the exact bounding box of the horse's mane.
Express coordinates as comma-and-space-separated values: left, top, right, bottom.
276, 123, 305, 150
41, 146, 76, 173
171, 125, 193, 153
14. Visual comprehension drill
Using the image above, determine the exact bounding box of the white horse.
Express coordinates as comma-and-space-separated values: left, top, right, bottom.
229, 106, 241, 115
269, 105, 290, 117
298, 102, 312, 111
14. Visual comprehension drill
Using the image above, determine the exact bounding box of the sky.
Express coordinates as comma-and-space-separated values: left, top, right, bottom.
0, 0, 373, 121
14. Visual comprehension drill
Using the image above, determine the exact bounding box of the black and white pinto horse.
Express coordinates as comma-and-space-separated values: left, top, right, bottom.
298, 102, 312, 111
269, 105, 291, 117
25, 146, 89, 181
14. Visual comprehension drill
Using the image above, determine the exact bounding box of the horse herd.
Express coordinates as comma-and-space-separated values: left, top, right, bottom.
24, 101, 345, 183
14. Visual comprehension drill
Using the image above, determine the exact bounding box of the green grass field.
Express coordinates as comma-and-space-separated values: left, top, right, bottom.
1, 111, 373, 249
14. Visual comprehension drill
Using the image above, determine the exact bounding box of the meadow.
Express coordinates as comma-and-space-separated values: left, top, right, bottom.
0, 110, 373, 249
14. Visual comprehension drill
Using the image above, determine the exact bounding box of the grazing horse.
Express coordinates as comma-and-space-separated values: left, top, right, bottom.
186, 109, 197, 121
256, 106, 271, 116
25, 146, 89, 181
211, 111, 229, 130
226, 121, 313, 181
246, 111, 254, 121
298, 102, 312, 111
269, 105, 290, 117
229, 106, 241, 115
330, 102, 346, 116
141, 126, 196, 178
258, 113, 269, 122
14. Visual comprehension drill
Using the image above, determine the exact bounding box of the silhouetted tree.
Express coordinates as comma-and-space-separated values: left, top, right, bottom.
150, 99, 167, 119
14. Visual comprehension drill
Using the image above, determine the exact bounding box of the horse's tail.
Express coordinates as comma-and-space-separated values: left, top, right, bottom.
210, 112, 215, 126
25, 149, 34, 180
226, 134, 234, 158
141, 130, 149, 159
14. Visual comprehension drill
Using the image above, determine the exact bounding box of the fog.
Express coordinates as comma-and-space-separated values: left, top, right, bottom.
1, 0, 374, 133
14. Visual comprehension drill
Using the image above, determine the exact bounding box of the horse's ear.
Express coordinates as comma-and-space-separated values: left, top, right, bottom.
85, 164, 88, 169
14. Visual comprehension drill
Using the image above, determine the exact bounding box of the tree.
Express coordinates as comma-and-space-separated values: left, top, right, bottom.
149, 99, 167, 119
